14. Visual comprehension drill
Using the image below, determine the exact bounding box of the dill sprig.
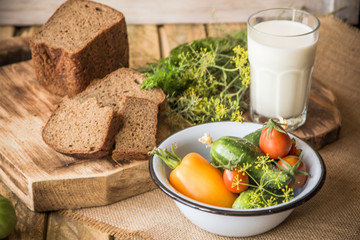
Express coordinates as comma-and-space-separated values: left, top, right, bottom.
233, 156, 295, 209
141, 31, 249, 125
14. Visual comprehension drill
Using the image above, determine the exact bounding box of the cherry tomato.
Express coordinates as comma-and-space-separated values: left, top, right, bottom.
259, 119, 292, 159
276, 155, 309, 189
288, 143, 301, 156
288, 138, 302, 156
223, 168, 249, 194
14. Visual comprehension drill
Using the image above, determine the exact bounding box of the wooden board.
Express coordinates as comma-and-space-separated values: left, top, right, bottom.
0, 37, 32, 66
0, 60, 171, 212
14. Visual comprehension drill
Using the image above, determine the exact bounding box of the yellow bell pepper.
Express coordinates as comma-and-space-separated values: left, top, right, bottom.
152, 146, 237, 208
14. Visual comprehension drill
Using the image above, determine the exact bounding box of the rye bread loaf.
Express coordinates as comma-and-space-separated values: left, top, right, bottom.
30, 0, 129, 97
112, 96, 158, 161
42, 97, 121, 158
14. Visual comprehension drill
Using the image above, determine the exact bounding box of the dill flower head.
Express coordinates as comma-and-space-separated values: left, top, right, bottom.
232, 45, 248, 68
230, 110, 244, 122
255, 155, 274, 170
215, 103, 229, 120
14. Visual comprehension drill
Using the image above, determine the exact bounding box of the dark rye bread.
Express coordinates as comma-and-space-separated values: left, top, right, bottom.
73, 68, 164, 160
42, 68, 164, 159
42, 97, 121, 158
112, 96, 158, 161
75, 68, 165, 111
30, 0, 129, 97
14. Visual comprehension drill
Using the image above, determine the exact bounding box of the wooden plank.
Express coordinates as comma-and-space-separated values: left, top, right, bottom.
1, 0, 358, 25
332, 0, 360, 23
127, 24, 160, 70
47, 212, 111, 240
159, 24, 206, 58
0, 180, 47, 240
0, 37, 32, 66
14, 26, 40, 37
0, 26, 15, 40
0, 60, 166, 212
207, 22, 247, 38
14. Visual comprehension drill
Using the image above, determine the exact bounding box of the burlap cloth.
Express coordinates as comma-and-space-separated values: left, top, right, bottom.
60, 16, 360, 239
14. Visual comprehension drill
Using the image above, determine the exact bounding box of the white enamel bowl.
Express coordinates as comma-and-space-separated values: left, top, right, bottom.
149, 122, 326, 237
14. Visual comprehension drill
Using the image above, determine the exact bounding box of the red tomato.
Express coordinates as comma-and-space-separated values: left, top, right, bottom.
288, 143, 301, 156
288, 138, 302, 156
223, 168, 249, 194
276, 155, 309, 189
259, 119, 292, 159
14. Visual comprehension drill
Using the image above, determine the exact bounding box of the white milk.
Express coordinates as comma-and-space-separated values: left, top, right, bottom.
248, 20, 317, 119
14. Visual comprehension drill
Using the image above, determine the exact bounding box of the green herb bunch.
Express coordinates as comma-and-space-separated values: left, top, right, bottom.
141, 31, 250, 125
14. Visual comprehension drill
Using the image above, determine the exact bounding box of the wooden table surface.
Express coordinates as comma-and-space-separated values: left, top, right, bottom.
0, 18, 349, 239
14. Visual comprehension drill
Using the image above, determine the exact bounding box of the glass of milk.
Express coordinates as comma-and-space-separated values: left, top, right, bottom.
247, 8, 320, 131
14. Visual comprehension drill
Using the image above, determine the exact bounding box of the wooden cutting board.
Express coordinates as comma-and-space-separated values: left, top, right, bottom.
0, 60, 171, 212
0, 60, 340, 212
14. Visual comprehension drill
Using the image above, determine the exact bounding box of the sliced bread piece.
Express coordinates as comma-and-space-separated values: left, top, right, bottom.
76, 68, 165, 108
42, 97, 121, 158
112, 96, 158, 161
30, 0, 129, 97
75, 68, 165, 116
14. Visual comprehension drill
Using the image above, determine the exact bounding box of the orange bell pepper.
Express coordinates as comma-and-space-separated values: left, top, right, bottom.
152, 146, 237, 208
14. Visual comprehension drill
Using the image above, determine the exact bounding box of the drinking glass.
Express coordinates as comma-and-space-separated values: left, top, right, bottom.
247, 8, 320, 130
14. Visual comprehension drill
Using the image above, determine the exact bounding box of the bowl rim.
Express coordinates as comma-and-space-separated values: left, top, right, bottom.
149, 121, 326, 216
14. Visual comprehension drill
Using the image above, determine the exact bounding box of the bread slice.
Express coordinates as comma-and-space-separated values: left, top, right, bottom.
42, 97, 121, 158
73, 68, 164, 160
76, 68, 165, 111
42, 68, 164, 159
30, 0, 129, 97
112, 96, 158, 161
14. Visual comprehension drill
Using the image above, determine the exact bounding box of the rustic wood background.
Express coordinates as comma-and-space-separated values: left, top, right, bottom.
0, 0, 359, 25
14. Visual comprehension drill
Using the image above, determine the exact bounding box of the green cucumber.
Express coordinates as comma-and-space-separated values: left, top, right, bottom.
232, 189, 256, 209
210, 136, 290, 190
243, 128, 262, 147
210, 136, 263, 170
232, 188, 289, 209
